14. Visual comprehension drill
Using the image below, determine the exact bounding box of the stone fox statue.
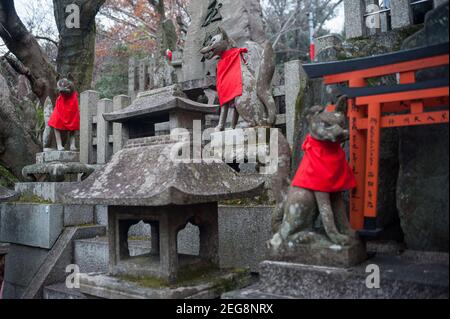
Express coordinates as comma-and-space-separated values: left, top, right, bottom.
269, 96, 358, 252
47, 76, 80, 151
200, 27, 277, 131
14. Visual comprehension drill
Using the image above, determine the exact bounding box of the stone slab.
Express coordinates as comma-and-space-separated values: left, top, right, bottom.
36, 151, 80, 164
21, 225, 106, 299
63, 205, 94, 226
2, 281, 27, 299
79, 270, 251, 299
15, 182, 75, 203
0, 203, 64, 249
218, 206, 272, 272
74, 237, 152, 274
3, 244, 49, 292
268, 240, 367, 268
255, 251, 449, 299
95, 205, 108, 226
43, 282, 88, 299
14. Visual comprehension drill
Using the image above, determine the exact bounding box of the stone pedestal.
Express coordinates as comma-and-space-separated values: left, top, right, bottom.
223, 251, 449, 299
22, 151, 97, 182
268, 239, 367, 268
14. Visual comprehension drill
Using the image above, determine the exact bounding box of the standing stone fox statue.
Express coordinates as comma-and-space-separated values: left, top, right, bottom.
269, 96, 359, 253
44, 75, 80, 151
200, 27, 277, 131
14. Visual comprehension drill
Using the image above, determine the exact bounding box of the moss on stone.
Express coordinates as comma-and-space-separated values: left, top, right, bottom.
220, 188, 275, 206
15, 193, 52, 204
117, 265, 248, 291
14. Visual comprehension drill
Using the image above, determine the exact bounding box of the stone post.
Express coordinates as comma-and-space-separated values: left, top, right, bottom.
112, 95, 131, 154
391, 0, 413, 29
97, 99, 113, 164
80, 90, 99, 164
284, 60, 308, 146
139, 59, 148, 93
128, 58, 138, 102
344, 0, 367, 39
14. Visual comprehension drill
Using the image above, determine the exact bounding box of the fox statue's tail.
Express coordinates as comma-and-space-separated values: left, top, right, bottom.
256, 41, 277, 126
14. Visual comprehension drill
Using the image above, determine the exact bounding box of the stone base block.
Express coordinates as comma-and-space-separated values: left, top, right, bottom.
219, 206, 272, 272
225, 251, 449, 299
79, 269, 251, 299
0, 203, 64, 249
63, 205, 94, 226
15, 182, 74, 202
268, 239, 367, 268
36, 151, 80, 164
3, 244, 49, 298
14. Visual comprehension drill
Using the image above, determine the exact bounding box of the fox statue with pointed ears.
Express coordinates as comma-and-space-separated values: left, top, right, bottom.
200, 27, 277, 131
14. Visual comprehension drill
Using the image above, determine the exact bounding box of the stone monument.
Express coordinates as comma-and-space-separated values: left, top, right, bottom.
181, 0, 266, 84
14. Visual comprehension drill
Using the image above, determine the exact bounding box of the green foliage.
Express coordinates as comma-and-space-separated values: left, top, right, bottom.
94, 44, 130, 99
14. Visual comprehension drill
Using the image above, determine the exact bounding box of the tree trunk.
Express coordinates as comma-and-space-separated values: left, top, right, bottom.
53, 0, 106, 93
0, 0, 57, 104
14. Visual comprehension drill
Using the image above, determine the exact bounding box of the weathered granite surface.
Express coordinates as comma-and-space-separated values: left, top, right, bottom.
35, 151, 79, 164
267, 238, 367, 268
15, 182, 73, 202
224, 251, 449, 299
0, 203, 64, 249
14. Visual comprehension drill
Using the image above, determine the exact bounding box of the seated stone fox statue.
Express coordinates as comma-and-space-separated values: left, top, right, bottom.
269, 96, 358, 252
200, 27, 277, 131
47, 75, 80, 151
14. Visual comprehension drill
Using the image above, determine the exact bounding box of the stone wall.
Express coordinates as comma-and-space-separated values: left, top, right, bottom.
396, 1, 449, 252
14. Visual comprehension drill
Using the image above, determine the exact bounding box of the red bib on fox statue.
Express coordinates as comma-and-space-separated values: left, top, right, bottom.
216, 48, 248, 106
48, 91, 80, 131
292, 135, 356, 192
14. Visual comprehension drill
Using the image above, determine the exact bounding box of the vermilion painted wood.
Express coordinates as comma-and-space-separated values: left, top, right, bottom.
348, 78, 367, 230
356, 110, 449, 129
315, 53, 449, 231
323, 55, 449, 85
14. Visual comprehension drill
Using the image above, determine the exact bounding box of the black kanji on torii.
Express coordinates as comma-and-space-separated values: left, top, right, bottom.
202, 0, 223, 27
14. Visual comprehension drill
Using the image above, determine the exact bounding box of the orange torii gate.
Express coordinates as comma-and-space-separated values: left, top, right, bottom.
303, 43, 449, 234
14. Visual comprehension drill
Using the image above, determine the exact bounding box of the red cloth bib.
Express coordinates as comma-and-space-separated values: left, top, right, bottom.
292, 135, 356, 192
216, 48, 248, 106
48, 92, 80, 131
